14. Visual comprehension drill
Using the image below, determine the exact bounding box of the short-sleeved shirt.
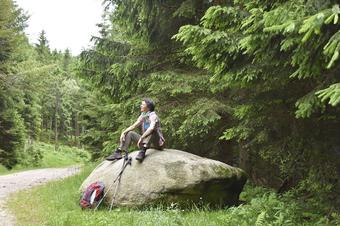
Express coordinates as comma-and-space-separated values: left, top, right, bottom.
138, 111, 165, 147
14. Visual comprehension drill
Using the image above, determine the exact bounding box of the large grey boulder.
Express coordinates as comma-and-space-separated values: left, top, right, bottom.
80, 149, 247, 207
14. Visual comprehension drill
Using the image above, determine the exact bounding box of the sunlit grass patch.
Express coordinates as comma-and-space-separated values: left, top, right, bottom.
0, 142, 90, 175
38, 142, 90, 168
8, 164, 339, 226
0, 164, 9, 174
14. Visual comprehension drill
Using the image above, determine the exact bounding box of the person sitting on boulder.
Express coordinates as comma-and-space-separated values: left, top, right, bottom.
106, 98, 165, 161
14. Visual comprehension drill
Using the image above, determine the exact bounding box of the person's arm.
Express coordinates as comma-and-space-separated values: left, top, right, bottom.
120, 116, 143, 141
123, 119, 142, 134
140, 116, 157, 139
137, 118, 156, 147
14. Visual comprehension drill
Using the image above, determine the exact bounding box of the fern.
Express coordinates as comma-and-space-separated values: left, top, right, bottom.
255, 211, 267, 226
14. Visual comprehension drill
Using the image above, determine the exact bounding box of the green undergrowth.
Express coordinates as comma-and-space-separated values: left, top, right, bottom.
8, 164, 339, 226
37, 142, 90, 167
0, 142, 90, 175
0, 164, 9, 174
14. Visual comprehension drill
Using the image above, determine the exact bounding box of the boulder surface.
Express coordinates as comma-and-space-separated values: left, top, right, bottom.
80, 149, 247, 207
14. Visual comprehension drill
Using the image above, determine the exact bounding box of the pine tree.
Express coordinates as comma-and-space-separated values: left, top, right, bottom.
35, 30, 51, 62
0, 0, 28, 168
174, 0, 340, 211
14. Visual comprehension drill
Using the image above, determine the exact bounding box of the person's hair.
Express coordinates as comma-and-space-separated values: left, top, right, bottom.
142, 98, 155, 112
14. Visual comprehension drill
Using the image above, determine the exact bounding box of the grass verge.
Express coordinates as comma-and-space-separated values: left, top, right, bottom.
0, 142, 90, 175
7, 164, 339, 226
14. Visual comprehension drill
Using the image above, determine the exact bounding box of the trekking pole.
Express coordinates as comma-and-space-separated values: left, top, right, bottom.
94, 151, 131, 211
94, 156, 126, 211
109, 154, 132, 211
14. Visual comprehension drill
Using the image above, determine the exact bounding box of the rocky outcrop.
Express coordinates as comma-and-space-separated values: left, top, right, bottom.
80, 149, 247, 208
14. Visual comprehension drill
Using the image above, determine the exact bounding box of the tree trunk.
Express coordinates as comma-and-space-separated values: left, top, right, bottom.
49, 116, 52, 142
54, 89, 60, 151
75, 112, 80, 147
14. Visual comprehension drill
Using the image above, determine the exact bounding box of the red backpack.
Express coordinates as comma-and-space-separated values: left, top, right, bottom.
80, 181, 105, 209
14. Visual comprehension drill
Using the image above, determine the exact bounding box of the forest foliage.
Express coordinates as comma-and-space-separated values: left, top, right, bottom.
79, 0, 340, 217
0, 0, 92, 168
0, 0, 339, 222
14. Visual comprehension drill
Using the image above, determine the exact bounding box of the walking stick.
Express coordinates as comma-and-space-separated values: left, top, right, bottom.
94, 151, 132, 211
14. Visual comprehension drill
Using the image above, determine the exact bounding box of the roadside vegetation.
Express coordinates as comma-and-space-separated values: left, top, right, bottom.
0, 142, 90, 175
8, 165, 339, 226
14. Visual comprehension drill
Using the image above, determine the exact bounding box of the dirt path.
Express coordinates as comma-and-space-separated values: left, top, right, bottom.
0, 166, 81, 226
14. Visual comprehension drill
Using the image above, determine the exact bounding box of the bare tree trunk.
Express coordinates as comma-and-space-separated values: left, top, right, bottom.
75, 112, 80, 147
41, 115, 44, 132
49, 116, 52, 142
54, 90, 60, 151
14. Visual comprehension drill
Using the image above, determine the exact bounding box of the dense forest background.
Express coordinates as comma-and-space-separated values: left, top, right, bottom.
1, 0, 339, 221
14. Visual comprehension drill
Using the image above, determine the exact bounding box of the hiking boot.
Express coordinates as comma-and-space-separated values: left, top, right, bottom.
106, 149, 122, 161
135, 150, 146, 161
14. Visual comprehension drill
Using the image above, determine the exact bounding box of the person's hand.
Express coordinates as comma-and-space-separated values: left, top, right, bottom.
137, 137, 142, 148
120, 132, 127, 142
